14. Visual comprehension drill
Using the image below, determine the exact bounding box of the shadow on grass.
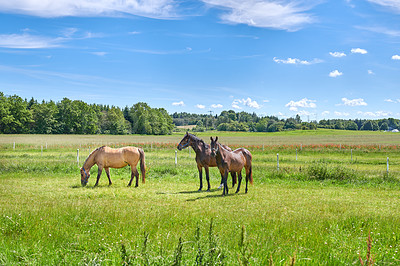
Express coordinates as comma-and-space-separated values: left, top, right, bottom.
186, 191, 246, 201
178, 188, 220, 194
156, 188, 220, 195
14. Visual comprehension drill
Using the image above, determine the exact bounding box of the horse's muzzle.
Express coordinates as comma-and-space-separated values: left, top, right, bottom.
81, 180, 88, 186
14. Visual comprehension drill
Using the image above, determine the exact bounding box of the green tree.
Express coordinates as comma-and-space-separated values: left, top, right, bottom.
101, 107, 129, 134
0, 95, 33, 133
344, 121, 358, 131
0, 92, 13, 133
32, 100, 58, 134
361, 120, 379, 131
380, 122, 389, 131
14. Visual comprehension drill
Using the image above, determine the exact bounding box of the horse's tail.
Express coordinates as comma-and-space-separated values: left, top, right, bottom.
243, 149, 253, 185
139, 148, 146, 183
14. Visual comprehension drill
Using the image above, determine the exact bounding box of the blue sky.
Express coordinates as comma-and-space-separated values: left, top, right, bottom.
0, 0, 400, 121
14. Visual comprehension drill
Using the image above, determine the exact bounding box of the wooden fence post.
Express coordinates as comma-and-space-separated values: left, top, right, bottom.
277, 153, 279, 171
387, 157, 389, 175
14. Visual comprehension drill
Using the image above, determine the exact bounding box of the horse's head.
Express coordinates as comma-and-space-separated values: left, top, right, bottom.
80, 167, 90, 186
177, 132, 191, 150
210, 136, 219, 157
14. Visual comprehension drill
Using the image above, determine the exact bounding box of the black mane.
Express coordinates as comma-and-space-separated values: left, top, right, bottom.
188, 133, 206, 145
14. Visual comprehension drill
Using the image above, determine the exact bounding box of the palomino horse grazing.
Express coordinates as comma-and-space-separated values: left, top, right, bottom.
177, 132, 236, 191
80, 146, 146, 187
210, 137, 253, 196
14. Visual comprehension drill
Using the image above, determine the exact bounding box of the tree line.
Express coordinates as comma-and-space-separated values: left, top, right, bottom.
0, 92, 173, 135
1, 92, 399, 135
172, 111, 400, 132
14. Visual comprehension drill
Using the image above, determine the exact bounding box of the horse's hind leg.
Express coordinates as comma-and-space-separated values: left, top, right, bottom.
197, 165, 203, 191
105, 168, 112, 186
235, 172, 242, 193
128, 167, 139, 187
205, 166, 211, 191
94, 167, 103, 187
231, 172, 237, 188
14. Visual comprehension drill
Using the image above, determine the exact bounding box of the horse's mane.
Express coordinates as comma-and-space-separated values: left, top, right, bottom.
83, 146, 106, 166
188, 133, 206, 145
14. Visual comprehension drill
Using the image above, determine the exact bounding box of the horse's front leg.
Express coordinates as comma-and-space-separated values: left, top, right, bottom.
204, 166, 211, 191
105, 168, 112, 186
222, 169, 229, 196
94, 167, 103, 187
197, 165, 203, 191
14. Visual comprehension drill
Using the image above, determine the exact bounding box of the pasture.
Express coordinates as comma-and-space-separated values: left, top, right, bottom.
1, 130, 400, 265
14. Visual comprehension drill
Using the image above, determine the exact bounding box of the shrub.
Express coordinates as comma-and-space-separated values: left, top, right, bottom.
307, 161, 357, 181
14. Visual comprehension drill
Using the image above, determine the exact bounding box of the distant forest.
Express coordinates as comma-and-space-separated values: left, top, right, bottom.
1, 92, 399, 135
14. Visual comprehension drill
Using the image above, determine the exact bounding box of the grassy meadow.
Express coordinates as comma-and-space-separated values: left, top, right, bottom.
1, 130, 400, 265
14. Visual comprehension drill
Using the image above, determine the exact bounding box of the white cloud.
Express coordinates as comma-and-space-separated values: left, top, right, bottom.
351, 48, 368, 54
357, 110, 392, 117
0, 28, 99, 49
367, 0, 400, 13
211, 104, 223, 108
392, 55, 400, 60
232, 104, 241, 109
329, 70, 343, 77
356, 26, 400, 37
0, 33, 62, 49
285, 98, 316, 111
334, 111, 350, 117
341, 98, 367, 106
297, 110, 311, 116
91, 51, 107, 56
232, 97, 261, 109
367, 70, 375, 75
172, 101, 185, 106
329, 51, 346, 58
273, 57, 322, 65
201, 0, 317, 31
263, 99, 270, 103
322, 111, 330, 116
196, 104, 205, 109
0, 0, 177, 19
384, 99, 400, 103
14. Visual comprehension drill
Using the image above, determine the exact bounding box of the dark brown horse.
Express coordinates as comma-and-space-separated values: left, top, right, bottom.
177, 132, 236, 191
210, 137, 253, 195
80, 146, 146, 187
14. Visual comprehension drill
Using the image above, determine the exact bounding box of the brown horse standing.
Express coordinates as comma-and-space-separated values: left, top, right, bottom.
80, 146, 146, 187
177, 132, 236, 191
210, 137, 253, 195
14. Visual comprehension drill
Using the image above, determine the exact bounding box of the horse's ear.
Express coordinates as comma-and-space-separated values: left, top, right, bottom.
186, 131, 188, 135
210, 137, 214, 142
216, 136, 218, 142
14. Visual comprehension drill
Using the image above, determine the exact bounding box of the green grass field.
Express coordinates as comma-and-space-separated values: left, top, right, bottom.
1, 130, 400, 265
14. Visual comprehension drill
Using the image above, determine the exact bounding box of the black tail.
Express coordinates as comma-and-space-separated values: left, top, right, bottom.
139, 148, 146, 183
